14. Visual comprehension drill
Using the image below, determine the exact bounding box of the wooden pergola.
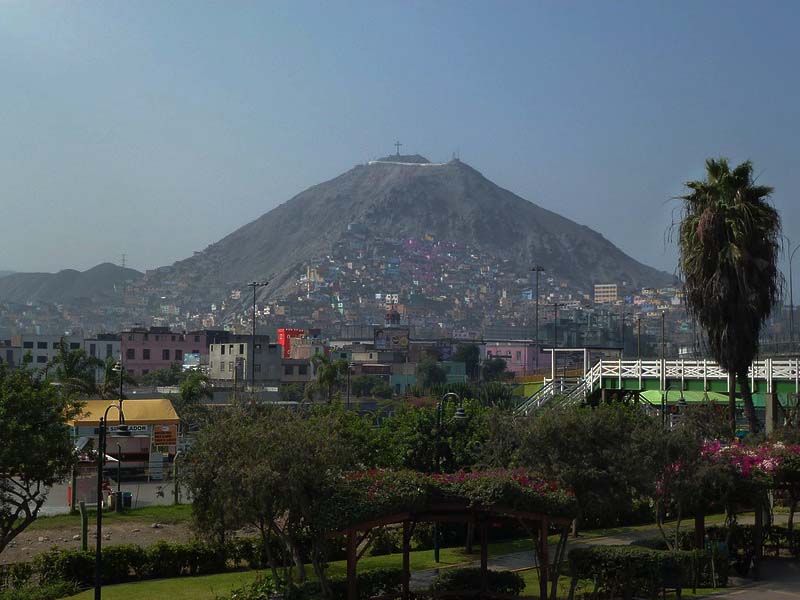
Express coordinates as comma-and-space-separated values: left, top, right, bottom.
336, 502, 574, 600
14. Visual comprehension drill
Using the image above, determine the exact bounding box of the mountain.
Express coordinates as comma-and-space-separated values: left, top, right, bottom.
153, 155, 673, 300
0, 271, 14, 279
0, 263, 142, 304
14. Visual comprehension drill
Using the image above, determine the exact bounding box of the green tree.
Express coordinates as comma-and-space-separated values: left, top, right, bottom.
0, 365, 82, 555
140, 363, 184, 387
173, 370, 212, 433
678, 158, 781, 435
311, 354, 349, 403
516, 404, 663, 529
48, 338, 102, 396
416, 354, 447, 391
481, 357, 509, 382
452, 343, 481, 381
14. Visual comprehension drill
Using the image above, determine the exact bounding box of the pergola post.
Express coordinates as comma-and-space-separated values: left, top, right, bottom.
539, 518, 549, 600
402, 520, 411, 600
694, 511, 705, 550
347, 528, 357, 600
480, 521, 488, 595
753, 503, 763, 580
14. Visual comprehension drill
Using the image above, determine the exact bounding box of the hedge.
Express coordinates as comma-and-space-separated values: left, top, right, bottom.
431, 568, 525, 597
224, 568, 405, 600
569, 544, 728, 598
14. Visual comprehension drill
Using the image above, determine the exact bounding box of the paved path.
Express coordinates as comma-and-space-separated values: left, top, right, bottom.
709, 559, 800, 599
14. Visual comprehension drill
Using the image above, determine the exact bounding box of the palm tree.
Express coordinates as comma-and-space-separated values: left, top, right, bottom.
310, 353, 348, 403
48, 339, 103, 397
678, 158, 781, 435
173, 370, 212, 433
99, 357, 137, 399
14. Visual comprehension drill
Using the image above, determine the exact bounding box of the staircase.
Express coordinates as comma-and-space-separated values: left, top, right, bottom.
515, 377, 582, 416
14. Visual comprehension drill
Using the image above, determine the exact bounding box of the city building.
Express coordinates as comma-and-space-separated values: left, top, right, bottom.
593, 284, 619, 304
120, 327, 230, 377
12, 334, 83, 368
207, 334, 281, 384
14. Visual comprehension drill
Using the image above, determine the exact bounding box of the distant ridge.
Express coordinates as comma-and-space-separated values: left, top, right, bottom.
0, 263, 142, 304
151, 154, 674, 301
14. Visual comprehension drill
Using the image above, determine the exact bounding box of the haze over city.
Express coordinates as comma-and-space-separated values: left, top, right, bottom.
2, 1, 798, 276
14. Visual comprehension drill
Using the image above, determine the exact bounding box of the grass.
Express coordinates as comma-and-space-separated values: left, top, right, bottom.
27, 504, 193, 531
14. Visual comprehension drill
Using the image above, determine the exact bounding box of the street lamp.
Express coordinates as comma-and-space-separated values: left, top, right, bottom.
95, 401, 129, 600
346, 362, 354, 410
433, 392, 466, 563
248, 281, 269, 394
789, 242, 800, 344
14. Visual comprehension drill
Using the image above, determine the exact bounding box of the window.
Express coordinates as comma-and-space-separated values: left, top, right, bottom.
143, 334, 149, 341
254, 364, 261, 373
516, 351, 522, 361
221, 345, 225, 355
126, 348, 135, 360
155, 335, 160, 341
37, 341, 47, 349
106, 344, 113, 358
127, 334, 133, 341
23, 341, 33, 349
36, 355, 47, 363
143, 349, 151, 360
175, 349, 183, 361
284, 364, 293, 375
171, 335, 176, 341
298, 364, 308, 376
142, 369, 149, 375
89, 344, 96, 357
52, 342, 60, 349
239, 344, 245, 355
255, 344, 262, 353
228, 361, 234, 371
194, 335, 200, 343
162, 349, 170, 361
70, 342, 80, 350
192, 349, 199, 354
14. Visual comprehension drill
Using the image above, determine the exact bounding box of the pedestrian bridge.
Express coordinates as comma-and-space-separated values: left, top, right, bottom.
516, 357, 800, 416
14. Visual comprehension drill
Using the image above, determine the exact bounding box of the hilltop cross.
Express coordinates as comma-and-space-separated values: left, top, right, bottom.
394, 141, 402, 156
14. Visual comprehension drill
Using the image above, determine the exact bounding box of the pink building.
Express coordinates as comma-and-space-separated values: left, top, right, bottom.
482, 342, 549, 376
121, 327, 228, 376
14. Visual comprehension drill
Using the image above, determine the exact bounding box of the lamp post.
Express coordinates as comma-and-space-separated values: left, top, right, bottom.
433, 392, 466, 563
346, 362, 354, 410
248, 281, 269, 393
789, 243, 800, 344
95, 402, 129, 600
661, 310, 667, 361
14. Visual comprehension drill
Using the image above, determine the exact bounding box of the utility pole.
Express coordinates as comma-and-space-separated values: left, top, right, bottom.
248, 281, 269, 394
636, 317, 641, 360
530, 266, 545, 346
789, 242, 800, 345
661, 310, 666, 361
620, 309, 625, 358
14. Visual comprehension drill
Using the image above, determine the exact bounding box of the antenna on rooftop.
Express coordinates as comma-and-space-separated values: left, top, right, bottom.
394, 141, 402, 156
120, 253, 127, 269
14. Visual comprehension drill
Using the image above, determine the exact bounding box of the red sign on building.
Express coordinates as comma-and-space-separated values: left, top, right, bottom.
277, 328, 305, 359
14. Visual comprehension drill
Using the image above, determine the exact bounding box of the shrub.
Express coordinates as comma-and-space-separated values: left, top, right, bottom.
328, 567, 405, 600
102, 544, 147, 584
0, 580, 80, 600
430, 568, 525, 596
368, 526, 403, 556
145, 540, 189, 578
32, 548, 94, 587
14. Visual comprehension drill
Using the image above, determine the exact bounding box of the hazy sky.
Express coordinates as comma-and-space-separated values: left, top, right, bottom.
2, 1, 798, 278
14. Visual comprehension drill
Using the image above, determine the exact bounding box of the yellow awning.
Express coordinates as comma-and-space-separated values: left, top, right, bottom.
70, 398, 179, 426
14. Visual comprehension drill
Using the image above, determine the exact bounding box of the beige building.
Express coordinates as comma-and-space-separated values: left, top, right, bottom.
593, 283, 619, 304
208, 335, 281, 384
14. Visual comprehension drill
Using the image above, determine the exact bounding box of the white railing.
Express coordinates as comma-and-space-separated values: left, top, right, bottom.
518, 358, 800, 412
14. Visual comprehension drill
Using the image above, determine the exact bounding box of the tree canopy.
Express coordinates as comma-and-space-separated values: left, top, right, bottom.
0, 365, 82, 555
678, 158, 781, 434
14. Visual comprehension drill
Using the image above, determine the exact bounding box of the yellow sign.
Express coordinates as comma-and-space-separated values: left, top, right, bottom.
153, 425, 177, 446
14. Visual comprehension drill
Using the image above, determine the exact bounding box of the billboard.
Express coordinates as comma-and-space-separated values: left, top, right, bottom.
374, 328, 410, 350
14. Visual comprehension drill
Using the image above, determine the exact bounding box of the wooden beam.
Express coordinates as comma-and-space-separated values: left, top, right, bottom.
402, 520, 411, 600
347, 529, 358, 600
480, 522, 488, 594
539, 519, 549, 600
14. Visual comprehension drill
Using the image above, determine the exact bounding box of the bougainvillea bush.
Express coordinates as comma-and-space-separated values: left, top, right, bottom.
315, 468, 576, 532
701, 441, 800, 486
